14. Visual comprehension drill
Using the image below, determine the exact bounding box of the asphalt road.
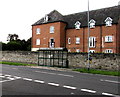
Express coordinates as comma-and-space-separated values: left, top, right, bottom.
0, 64, 120, 96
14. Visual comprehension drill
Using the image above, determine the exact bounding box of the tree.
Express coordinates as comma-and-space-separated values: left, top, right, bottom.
6, 41, 22, 51
26, 37, 31, 51
7, 34, 19, 42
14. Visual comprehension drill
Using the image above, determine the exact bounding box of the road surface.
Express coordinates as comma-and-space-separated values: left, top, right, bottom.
0, 64, 120, 96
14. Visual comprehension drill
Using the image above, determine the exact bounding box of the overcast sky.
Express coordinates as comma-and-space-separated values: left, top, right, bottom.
0, 0, 120, 43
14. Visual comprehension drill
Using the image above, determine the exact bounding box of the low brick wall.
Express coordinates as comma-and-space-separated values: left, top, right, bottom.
1, 51, 120, 70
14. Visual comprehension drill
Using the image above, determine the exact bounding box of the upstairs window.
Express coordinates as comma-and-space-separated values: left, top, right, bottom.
76, 37, 80, 44
89, 19, 96, 28
68, 38, 71, 44
74, 21, 81, 29
36, 39, 40, 45
50, 26, 54, 33
105, 49, 113, 53
105, 36, 113, 42
89, 37, 96, 48
36, 28, 40, 34
105, 17, 112, 26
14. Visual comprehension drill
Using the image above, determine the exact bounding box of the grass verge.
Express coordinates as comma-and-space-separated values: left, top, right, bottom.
0, 61, 37, 66
1, 61, 119, 76
73, 68, 120, 76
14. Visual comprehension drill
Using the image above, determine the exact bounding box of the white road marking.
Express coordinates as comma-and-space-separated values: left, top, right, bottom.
81, 89, 96, 93
100, 79, 120, 84
6, 77, 15, 80
102, 92, 113, 96
0, 79, 15, 83
23, 78, 32, 81
0, 75, 5, 78
71, 92, 74, 95
35, 71, 74, 77
34, 80, 45, 83
4, 74, 11, 77
58, 74, 74, 77
14, 76, 21, 79
63, 85, 77, 90
48, 82, 59, 86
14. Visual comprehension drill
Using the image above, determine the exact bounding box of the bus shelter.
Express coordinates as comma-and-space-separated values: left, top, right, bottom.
38, 48, 68, 68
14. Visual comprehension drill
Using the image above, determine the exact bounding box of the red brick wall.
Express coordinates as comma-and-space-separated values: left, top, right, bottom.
102, 25, 117, 53
66, 24, 118, 53
32, 22, 119, 53
32, 22, 66, 48
66, 28, 84, 52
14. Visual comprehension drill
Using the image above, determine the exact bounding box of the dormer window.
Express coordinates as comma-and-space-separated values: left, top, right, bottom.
89, 19, 96, 28
105, 17, 112, 26
74, 21, 81, 29
44, 15, 49, 22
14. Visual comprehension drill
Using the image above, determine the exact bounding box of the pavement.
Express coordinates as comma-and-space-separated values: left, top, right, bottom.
0, 64, 120, 97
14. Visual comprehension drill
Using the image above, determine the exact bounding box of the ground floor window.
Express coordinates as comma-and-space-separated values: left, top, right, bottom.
104, 49, 113, 53
76, 49, 80, 52
89, 50, 95, 53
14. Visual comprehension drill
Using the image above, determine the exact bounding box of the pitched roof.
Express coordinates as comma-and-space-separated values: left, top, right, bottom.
32, 5, 120, 29
32, 10, 65, 26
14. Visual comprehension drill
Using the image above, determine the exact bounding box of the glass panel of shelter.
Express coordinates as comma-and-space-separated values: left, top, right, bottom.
38, 49, 68, 68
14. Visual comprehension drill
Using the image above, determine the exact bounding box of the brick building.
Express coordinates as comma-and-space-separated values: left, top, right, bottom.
32, 5, 120, 53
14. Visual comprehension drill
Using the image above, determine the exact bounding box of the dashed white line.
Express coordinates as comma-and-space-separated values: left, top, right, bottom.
4, 74, 11, 77
34, 80, 45, 83
6, 77, 15, 80
81, 89, 96, 93
14, 76, 21, 79
23, 78, 32, 81
58, 74, 74, 77
0, 75, 5, 78
48, 82, 59, 86
100, 79, 120, 84
63, 85, 77, 90
102, 92, 113, 96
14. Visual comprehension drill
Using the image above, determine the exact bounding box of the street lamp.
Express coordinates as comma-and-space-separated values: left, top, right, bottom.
87, 0, 90, 71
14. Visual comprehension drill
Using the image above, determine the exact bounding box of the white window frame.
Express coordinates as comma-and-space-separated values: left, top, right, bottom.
89, 37, 96, 48
68, 38, 71, 44
105, 17, 112, 26
105, 36, 113, 42
76, 37, 80, 44
76, 49, 80, 53
44, 14, 49, 22
74, 21, 81, 29
36, 28, 40, 34
89, 19, 96, 28
89, 50, 95, 53
50, 26, 54, 33
104, 49, 113, 53
36, 39, 40, 45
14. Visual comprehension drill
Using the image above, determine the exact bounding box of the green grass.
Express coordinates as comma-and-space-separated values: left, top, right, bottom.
0, 61, 37, 66
1, 61, 120, 76
73, 68, 120, 76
